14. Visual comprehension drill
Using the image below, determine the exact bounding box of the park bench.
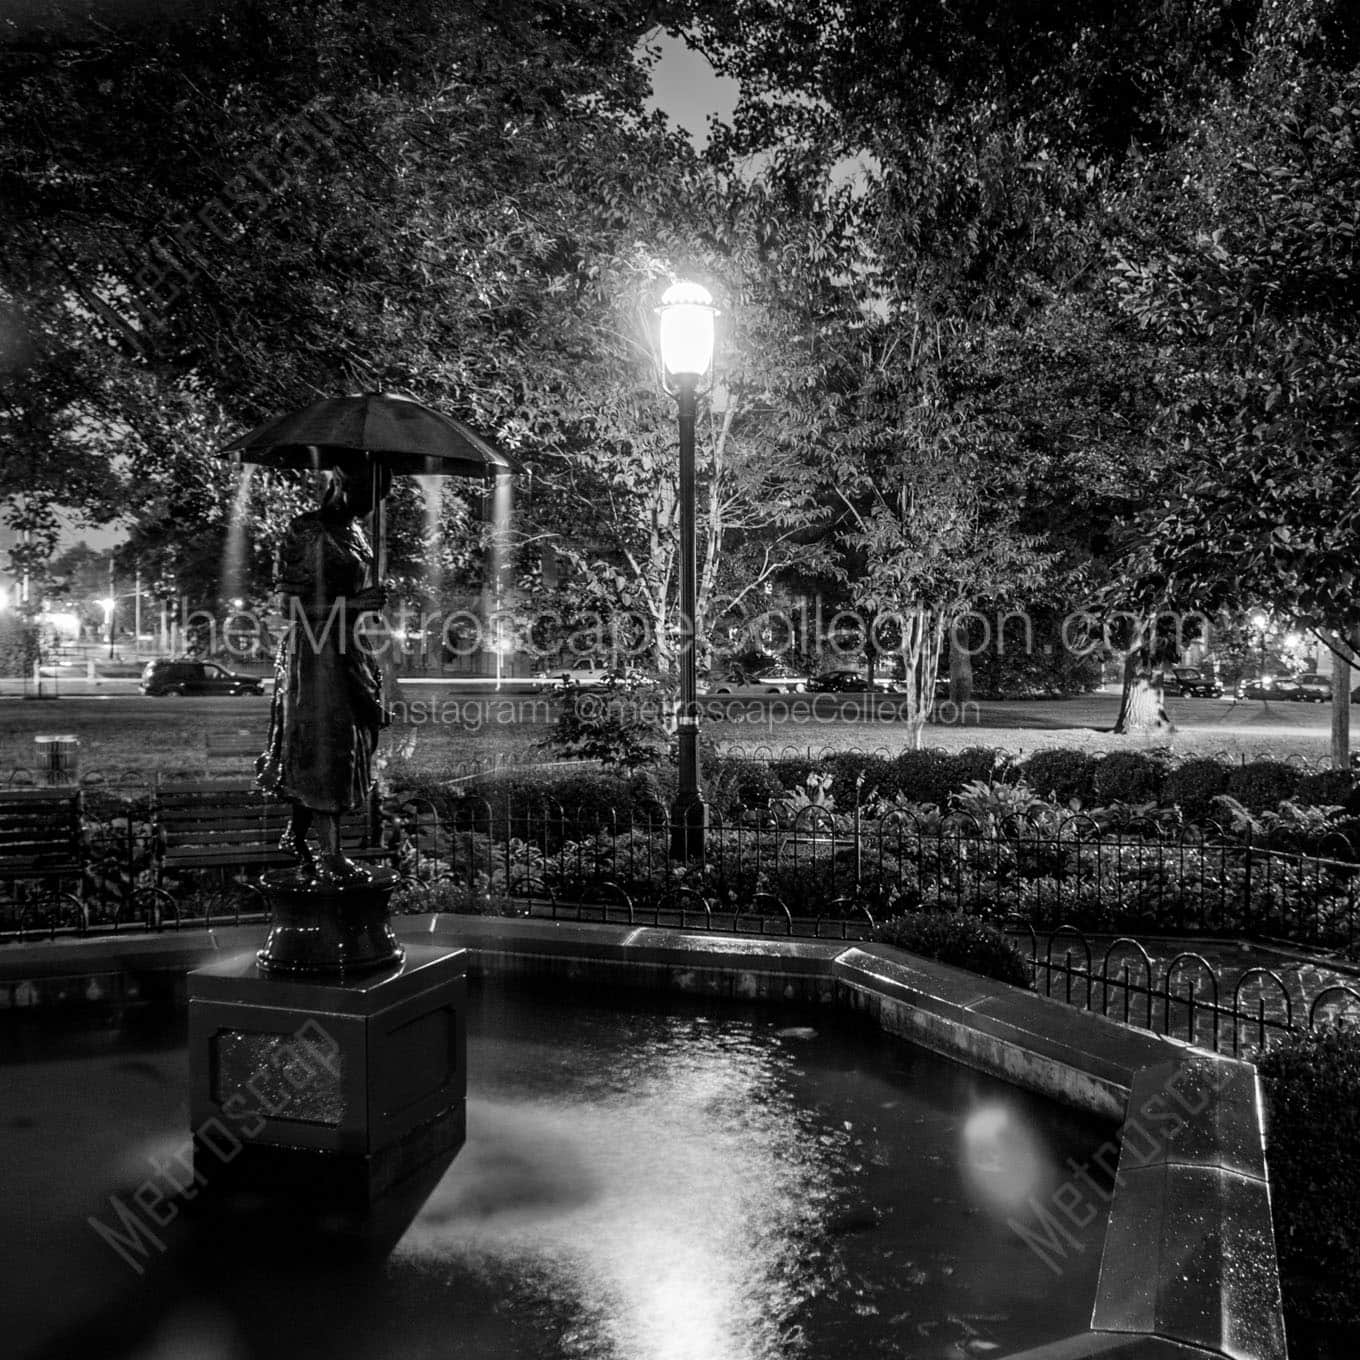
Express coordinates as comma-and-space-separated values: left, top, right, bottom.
153, 778, 389, 888
0, 787, 85, 929
203, 731, 266, 776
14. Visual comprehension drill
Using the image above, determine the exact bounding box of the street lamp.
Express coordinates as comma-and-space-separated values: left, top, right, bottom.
659, 280, 717, 859
1248, 609, 1277, 700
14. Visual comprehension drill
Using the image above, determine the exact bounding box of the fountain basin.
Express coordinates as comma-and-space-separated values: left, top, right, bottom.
0, 918, 1286, 1360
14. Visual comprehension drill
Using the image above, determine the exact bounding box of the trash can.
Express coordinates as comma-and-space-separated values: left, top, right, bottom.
34, 734, 78, 786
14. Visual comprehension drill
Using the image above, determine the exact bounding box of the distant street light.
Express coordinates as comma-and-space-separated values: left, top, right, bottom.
658, 279, 717, 859
1247, 610, 1280, 699
99, 595, 116, 659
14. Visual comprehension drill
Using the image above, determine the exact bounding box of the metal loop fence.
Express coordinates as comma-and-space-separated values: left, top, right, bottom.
3, 785, 1360, 1046
1004, 916, 1360, 1058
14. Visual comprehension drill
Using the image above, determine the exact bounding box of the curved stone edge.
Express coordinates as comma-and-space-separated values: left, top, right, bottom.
0, 915, 1287, 1358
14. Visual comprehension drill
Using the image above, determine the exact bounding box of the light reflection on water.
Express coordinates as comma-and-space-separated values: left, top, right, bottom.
1, 987, 1113, 1360
398, 1010, 838, 1360
384, 990, 1109, 1360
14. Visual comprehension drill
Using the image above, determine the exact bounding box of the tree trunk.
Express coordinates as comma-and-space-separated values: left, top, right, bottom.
1332, 671, 1350, 771
1331, 628, 1358, 770
896, 607, 942, 751
948, 620, 973, 704
1115, 653, 1174, 735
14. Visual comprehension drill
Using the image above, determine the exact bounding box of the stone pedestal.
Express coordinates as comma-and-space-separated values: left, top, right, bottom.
255, 866, 404, 976
188, 944, 466, 1206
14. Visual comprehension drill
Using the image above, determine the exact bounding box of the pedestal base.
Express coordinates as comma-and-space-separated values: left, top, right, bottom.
188, 944, 466, 1207
256, 866, 403, 976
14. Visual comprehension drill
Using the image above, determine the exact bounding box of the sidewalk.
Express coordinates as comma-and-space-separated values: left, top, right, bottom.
0, 673, 142, 697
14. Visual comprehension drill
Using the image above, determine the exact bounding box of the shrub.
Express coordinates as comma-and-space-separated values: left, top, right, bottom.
628, 767, 675, 821
874, 911, 1032, 988
892, 749, 960, 808
1163, 758, 1232, 824
541, 677, 670, 772
541, 772, 639, 826
1295, 769, 1356, 809
397, 771, 639, 840
1021, 749, 1099, 806
767, 757, 821, 793
1226, 760, 1300, 813
459, 773, 560, 820
951, 778, 1053, 830
949, 746, 1014, 787
824, 752, 899, 808
706, 756, 785, 820
1092, 751, 1164, 804
1259, 1023, 1360, 1330
0, 614, 41, 678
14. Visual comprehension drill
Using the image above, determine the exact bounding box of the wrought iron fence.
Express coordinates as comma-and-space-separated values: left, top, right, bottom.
6, 788, 1356, 945
384, 797, 1360, 955
5, 784, 1360, 1059
1007, 920, 1360, 1058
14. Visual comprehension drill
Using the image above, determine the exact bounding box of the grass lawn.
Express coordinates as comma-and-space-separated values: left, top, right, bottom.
0, 690, 1345, 785
712, 693, 1344, 766
0, 698, 553, 784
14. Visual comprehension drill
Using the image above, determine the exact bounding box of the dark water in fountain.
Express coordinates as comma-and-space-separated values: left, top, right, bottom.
1, 982, 1114, 1360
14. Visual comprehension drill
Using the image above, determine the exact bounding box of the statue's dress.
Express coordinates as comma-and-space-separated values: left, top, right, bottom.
256, 511, 384, 814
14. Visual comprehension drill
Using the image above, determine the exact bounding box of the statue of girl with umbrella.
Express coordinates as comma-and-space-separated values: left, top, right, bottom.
256, 455, 392, 882
220, 393, 513, 972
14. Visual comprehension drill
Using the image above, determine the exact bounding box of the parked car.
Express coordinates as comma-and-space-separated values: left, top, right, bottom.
531, 658, 647, 690
807, 667, 902, 693
1235, 675, 1301, 701
1164, 666, 1224, 698
1291, 672, 1333, 703
706, 654, 808, 694
140, 658, 265, 697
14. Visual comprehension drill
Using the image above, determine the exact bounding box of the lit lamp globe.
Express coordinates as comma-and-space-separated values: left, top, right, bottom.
99, 596, 115, 618
658, 281, 716, 383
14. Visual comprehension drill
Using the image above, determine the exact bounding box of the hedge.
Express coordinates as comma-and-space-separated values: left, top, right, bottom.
1163, 758, 1231, 824
874, 910, 1032, 988
1259, 1023, 1360, 1331
1091, 751, 1164, 804
1021, 749, 1098, 806
1226, 760, 1301, 813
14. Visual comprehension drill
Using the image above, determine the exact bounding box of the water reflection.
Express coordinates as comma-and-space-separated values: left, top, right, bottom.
388, 992, 1108, 1360
399, 1012, 836, 1360
960, 1103, 1044, 1216
1, 989, 1112, 1360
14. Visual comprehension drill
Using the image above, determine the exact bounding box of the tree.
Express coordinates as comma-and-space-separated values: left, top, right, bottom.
785, 287, 1048, 743
7, 2, 840, 670
689, 0, 1260, 168
0, 298, 133, 598
1111, 1, 1360, 760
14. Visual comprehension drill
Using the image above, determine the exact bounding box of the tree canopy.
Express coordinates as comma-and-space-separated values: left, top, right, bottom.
2, 0, 1357, 724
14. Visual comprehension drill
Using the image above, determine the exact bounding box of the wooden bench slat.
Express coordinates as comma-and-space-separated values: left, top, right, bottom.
0, 789, 83, 892
0, 827, 80, 845
155, 778, 275, 795
0, 788, 83, 805
154, 779, 382, 885
159, 817, 284, 830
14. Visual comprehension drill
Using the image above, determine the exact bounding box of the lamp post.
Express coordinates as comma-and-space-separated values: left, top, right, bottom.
659, 280, 717, 860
